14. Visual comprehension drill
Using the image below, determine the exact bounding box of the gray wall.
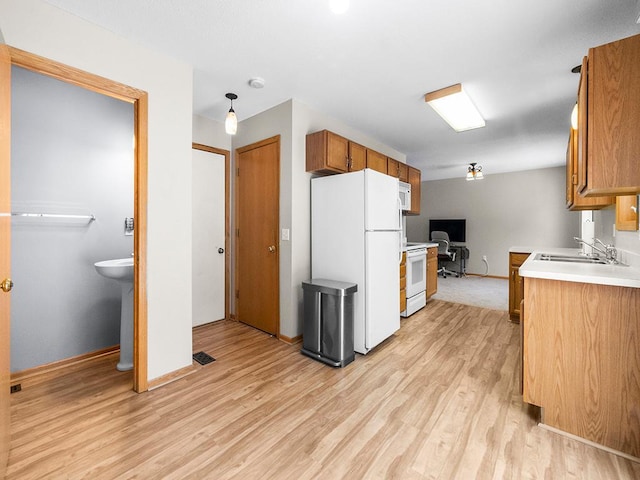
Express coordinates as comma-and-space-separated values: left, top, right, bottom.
11, 66, 133, 372
406, 167, 579, 277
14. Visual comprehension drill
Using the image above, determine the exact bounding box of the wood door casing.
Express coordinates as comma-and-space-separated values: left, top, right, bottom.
235, 136, 280, 336
0, 44, 11, 479
8, 46, 148, 393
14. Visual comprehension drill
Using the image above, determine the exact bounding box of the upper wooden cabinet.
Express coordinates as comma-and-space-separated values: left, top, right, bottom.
366, 149, 387, 174
387, 158, 408, 182
577, 33, 640, 196
407, 166, 421, 215
306, 130, 421, 211
566, 127, 613, 210
305, 130, 365, 174
616, 195, 639, 231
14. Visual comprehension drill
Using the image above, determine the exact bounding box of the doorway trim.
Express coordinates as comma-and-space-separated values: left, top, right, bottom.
192, 143, 231, 322
8, 46, 149, 393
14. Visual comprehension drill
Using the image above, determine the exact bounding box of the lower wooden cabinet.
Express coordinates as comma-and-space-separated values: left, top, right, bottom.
400, 252, 406, 313
523, 277, 640, 457
509, 252, 529, 322
426, 246, 437, 299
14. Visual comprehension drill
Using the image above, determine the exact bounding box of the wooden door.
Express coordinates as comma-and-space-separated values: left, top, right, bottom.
235, 136, 280, 336
192, 145, 229, 326
0, 44, 11, 478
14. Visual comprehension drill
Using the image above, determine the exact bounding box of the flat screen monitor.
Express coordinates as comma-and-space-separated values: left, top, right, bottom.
429, 219, 466, 244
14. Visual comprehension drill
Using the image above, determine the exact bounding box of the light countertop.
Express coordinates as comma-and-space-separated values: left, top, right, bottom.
519, 247, 640, 289
403, 242, 438, 251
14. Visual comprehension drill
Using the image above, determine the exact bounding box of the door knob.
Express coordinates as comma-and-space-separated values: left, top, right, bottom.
218, 248, 224, 254
268, 245, 276, 253
1, 278, 13, 293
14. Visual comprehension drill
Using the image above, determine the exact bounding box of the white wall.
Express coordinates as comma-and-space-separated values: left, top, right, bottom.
11, 66, 133, 372
231, 99, 406, 338
1, 0, 194, 381
193, 114, 231, 151
407, 167, 579, 277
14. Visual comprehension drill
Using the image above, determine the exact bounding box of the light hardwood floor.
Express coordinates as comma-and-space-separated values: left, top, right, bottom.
7, 300, 640, 479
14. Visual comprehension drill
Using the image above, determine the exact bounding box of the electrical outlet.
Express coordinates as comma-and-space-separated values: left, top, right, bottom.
281, 228, 290, 241
10, 384, 21, 394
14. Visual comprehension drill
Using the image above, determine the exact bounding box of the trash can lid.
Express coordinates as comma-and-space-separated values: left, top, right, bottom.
302, 279, 357, 296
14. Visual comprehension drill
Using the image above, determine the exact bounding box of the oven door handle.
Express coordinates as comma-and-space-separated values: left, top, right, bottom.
406, 248, 427, 258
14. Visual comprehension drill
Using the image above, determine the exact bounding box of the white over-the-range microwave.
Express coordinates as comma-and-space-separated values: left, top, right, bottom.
399, 181, 411, 211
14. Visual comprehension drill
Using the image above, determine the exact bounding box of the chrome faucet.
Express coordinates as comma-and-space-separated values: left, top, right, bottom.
573, 237, 618, 264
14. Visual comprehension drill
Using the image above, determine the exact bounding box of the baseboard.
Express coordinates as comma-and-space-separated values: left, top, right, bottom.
11, 345, 120, 386
538, 423, 640, 463
279, 333, 302, 345
465, 273, 509, 280
148, 363, 198, 391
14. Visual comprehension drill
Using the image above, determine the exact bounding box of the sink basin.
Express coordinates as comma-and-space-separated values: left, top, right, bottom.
94, 257, 134, 281
534, 253, 609, 265
95, 257, 134, 371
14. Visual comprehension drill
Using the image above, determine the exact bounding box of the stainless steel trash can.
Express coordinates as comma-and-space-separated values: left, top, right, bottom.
301, 279, 357, 367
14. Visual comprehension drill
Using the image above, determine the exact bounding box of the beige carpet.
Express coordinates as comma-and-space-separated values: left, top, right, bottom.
431, 274, 508, 311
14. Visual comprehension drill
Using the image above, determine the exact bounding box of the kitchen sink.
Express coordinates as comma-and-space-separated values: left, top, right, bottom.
534, 253, 609, 265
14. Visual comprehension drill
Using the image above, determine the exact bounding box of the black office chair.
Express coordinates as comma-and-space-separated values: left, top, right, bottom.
431, 230, 458, 277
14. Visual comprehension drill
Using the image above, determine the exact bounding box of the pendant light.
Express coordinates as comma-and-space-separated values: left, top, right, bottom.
225, 93, 238, 135
466, 162, 484, 181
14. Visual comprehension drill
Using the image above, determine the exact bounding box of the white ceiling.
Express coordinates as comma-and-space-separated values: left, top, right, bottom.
44, 0, 640, 180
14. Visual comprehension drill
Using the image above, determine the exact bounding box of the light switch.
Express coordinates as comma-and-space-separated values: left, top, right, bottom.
281, 228, 290, 241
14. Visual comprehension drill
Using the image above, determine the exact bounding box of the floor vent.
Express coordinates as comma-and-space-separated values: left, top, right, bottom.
193, 351, 216, 365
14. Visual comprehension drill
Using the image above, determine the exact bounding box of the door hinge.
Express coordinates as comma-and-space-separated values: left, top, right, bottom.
237, 167, 240, 176
236, 290, 239, 299
236, 228, 240, 238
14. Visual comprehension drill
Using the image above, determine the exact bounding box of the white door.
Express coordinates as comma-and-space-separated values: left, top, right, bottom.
192, 148, 226, 327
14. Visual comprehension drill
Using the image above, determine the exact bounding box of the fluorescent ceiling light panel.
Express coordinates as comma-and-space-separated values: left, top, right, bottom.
425, 83, 485, 132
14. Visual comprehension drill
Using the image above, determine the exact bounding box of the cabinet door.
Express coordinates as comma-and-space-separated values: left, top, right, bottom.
400, 254, 406, 312
567, 126, 613, 210
387, 158, 400, 178
509, 252, 529, 321
348, 141, 366, 172
616, 195, 639, 231
326, 131, 349, 172
576, 56, 588, 194
407, 166, 421, 215
306, 130, 348, 174
426, 247, 438, 298
583, 34, 640, 195
366, 149, 388, 174
398, 162, 409, 182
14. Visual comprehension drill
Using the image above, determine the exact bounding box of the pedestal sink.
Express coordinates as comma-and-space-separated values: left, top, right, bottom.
94, 258, 134, 371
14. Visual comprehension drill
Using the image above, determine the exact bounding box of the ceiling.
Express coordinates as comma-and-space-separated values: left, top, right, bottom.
44, 0, 640, 180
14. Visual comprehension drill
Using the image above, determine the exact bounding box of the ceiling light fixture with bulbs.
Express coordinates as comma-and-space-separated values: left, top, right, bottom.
466, 162, 484, 181
225, 93, 238, 135
425, 83, 485, 132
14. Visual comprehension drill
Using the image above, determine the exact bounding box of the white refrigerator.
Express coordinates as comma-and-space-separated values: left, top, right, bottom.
311, 168, 401, 354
